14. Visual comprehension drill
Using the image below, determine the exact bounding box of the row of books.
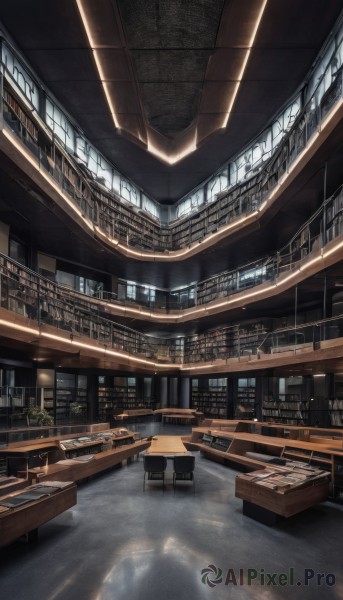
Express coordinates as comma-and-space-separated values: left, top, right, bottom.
241, 462, 328, 491
0, 480, 72, 511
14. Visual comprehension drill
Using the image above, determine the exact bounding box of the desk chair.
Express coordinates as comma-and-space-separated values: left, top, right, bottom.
143, 455, 167, 491
173, 455, 195, 493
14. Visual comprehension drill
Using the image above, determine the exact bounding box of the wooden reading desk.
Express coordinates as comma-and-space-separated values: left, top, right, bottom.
0, 481, 77, 546
146, 436, 188, 456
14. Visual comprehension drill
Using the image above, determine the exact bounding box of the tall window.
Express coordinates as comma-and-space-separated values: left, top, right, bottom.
46, 98, 75, 153
9, 238, 26, 266
2, 44, 40, 111
126, 282, 136, 300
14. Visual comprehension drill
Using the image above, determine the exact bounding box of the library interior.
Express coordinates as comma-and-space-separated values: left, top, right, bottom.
0, 1, 343, 599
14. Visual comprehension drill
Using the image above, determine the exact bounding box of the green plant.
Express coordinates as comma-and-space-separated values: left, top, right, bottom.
25, 407, 54, 426
70, 402, 83, 416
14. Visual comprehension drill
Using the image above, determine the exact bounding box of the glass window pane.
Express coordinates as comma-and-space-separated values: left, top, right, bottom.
142, 195, 159, 219
9, 239, 26, 266
120, 179, 139, 206
2, 44, 40, 111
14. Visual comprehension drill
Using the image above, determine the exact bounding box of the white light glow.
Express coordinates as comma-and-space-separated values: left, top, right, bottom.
0, 319, 38, 335
147, 137, 197, 166
76, 0, 120, 129
221, 0, 268, 128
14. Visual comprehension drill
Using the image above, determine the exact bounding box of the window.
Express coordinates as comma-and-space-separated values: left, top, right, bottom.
126, 282, 136, 300
75, 135, 89, 165
96, 156, 112, 189
307, 41, 335, 100
239, 265, 267, 286
238, 378, 256, 388
9, 238, 26, 266
176, 198, 191, 218
56, 270, 104, 296
283, 96, 301, 131
2, 44, 40, 111
46, 98, 75, 153
192, 379, 199, 390
142, 195, 159, 219
120, 179, 139, 206
207, 170, 228, 203
176, 189, 204, 218
209, 378, 227, 389
143, 286, 156, 303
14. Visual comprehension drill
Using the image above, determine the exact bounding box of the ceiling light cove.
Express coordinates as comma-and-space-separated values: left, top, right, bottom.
147, 135, 197, 166
221, 0, 268, 128
75, 0, 269, 165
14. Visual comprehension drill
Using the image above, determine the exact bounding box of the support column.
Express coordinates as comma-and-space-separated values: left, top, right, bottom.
180, 377, 190, 409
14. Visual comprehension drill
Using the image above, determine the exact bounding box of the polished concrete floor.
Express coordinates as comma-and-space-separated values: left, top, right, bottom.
1, 422, 343, 600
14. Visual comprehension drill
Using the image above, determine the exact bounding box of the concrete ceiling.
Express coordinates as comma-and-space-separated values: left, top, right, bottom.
0, 0, 342, 203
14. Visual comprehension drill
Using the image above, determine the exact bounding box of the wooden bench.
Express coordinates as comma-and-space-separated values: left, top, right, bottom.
113, 409, 154, 423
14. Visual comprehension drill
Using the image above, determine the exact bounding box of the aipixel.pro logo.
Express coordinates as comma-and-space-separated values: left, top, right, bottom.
200, 565, 336, 588
201, 565, 223, 588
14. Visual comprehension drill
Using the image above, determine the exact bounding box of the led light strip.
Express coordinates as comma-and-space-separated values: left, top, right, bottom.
75, 0, 120, 129
147, 137, 197, 165
1, 230, 343, 373
75, 0, 269, 164
0, 319, 180, 370
3, 92, 342, 266
221, 0, 268, 128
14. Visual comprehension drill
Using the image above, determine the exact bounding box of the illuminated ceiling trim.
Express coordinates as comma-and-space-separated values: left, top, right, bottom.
75, 0, 268, 165
221, 0, 268, 128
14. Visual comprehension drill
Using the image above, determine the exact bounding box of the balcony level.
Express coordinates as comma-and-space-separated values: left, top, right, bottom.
0, 74, 342, 290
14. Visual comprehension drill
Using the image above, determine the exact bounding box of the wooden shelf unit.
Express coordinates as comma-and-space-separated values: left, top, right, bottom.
191, 378, 228, 419
98, 377, 154, 421
186, 421, 343, 499
0, 482, 77, 547
235, 471, 329, 521
262, 398, 309, 425
235, 379, 256, 420
329, 399, 343, 427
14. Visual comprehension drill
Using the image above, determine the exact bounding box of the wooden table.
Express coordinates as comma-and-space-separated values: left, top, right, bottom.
0, 482, 77, 546
146, 435, 188, 456
235, 471, 330, 524
0, 442, 59, 477
161, 414, 198, 425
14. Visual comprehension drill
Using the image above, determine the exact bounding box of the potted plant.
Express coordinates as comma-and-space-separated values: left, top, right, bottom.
70, 402, 84, 422
25, 407, 54, 426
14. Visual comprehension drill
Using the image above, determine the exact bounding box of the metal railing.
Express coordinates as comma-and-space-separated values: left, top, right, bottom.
2, 63, 342, 254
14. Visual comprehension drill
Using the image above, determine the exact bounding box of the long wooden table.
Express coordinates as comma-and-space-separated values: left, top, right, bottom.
146, 436, 188, 456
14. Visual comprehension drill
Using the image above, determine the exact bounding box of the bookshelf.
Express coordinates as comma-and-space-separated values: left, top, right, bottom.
98, 386, 114, 421
326, 188, 343, 243
328, 399, 343, 427
184, 327, 235, 363
3, 65, 342, 268
262, 397, 309, 425
238, 323, 267, 356
3, 86, 39, 144
262, 400, 281, 422
55, 388, 74, 421
191, 378, 228, 419
97, 376, 144, 420
235, 378, 256, 420
43, 388, 54, 417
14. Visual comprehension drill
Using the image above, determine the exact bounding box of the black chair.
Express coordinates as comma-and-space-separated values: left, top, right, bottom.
143, 454, 167, 491
173, 455, 195, 493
